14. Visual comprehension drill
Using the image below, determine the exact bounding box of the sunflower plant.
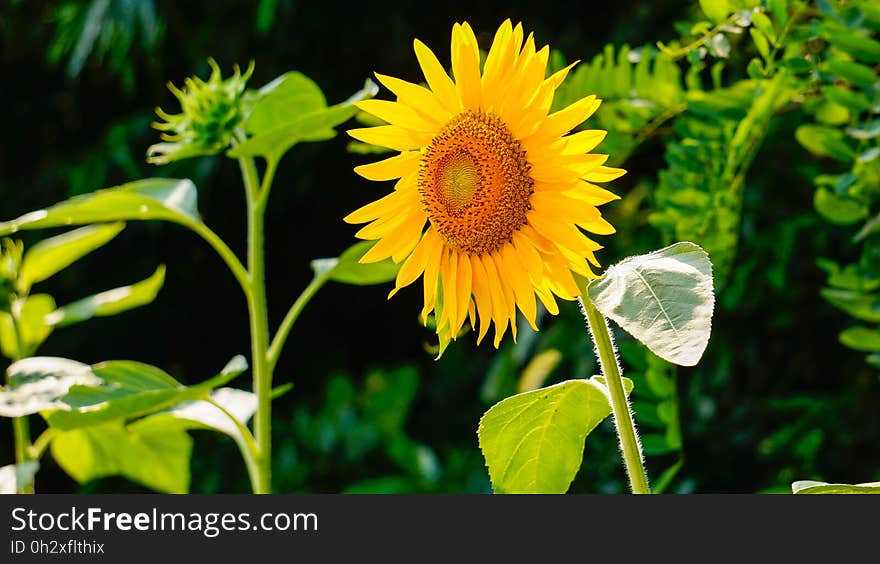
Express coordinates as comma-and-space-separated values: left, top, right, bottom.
347, 20, 716, 493
0, 61, 392, 494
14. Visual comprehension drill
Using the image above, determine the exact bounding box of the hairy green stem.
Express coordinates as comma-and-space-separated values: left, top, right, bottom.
579, 292, 650, 494
240, 156, 273, 494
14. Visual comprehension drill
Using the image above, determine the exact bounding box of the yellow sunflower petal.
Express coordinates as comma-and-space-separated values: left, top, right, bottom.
583, 165, 627, 182
354, 152, 420, 181
530, 95, 601, 141
413, 39, 459, 114
355, 99, 438, 132
344, 185, 418, 224
502, 244, 538, 330
389, 228, 436, 298
374, 73, 453, 122
451, 22, 482, 110
348, 125, 433, 151
480, 253, 509, 347
469, 256, 494, 344
452, 252, 473, 336
565, 181, 621, 205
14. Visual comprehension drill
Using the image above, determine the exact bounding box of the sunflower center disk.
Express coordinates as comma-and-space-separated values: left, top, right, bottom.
419, 111, 534, 255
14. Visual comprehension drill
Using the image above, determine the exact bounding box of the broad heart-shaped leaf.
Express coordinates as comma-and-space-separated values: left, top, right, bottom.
229, 78, 378, 161
245, 72, 328, 135
478, 376, 633, 494
313, 240, 400, 286
51, 421, 192, 493
19, 222, 125, 291
46, 265, 166, 327
792, 480, 880, 494
28, 355, 247, 429
0, 179, 200, 237
0, 357, 99, 417
588, 242, 715, 367
0, 461, 39, 494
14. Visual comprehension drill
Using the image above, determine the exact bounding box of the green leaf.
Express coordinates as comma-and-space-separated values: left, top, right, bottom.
825, 29, 880, 63
699, 0, 729, 24
137, 387, 257, 445
0, 312, 17, 359
839, 325, 880, 351
751, 11, 776, 42
230, 79, 378, 161
588, 242, 715, 367
0, 357, 99, 417
0, 461, 39, 494
14, 294, 57, 354
0, 179, 200, 237
792, 480, 880, 494
750, 29, 770, 59
478, 376, 632, 494
245, 72, 327, 135
319, 240, 400, 286
822, 86, 872, 113
814, 188, 867, 225
826, 60, 879, 88
18, 223, 125, 290
38, 355, 247, 429
51, 421, 192, 493
821, 288, 880, 322
795, 125, 854, 162
46, 265, 166, 327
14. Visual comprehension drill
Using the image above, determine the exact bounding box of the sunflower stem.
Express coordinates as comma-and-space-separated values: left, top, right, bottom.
578, 284, 650, 495
240, 155, 273, 494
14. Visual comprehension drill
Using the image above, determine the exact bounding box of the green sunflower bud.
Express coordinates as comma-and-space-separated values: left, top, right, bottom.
147, 58, 254, 165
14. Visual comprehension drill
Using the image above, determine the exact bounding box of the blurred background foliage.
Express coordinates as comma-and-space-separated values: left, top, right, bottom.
1, 0, 879, 493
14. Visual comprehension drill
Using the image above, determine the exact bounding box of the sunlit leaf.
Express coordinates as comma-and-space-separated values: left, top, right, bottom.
0, 357, 98, 417
18, 223, 125, 290
47, 265, 166, 327
588, 242, 715, 367
317, 240, 400, 286
792, 480, 880, 494
814, 188, 867, 225
699, 0, 730, 24
51, 421, 191, 493
14, 294, 57, 354
0, 461, 39, 494
478, 376, 633, 494
838, 326, 880, 351
0, 179, 200, 237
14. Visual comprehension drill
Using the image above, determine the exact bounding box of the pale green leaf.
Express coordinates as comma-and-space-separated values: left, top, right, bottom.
137, 387, 257, 444
796, 125, 854, 162
478, 376, 633, 494
821, 288, 880, 322
0, 179, 200, 237
51, 421, 191, 493
245, 72, 327, 135
14, 294, 57, 354
814, 188, 867, 225
47, 265, 166, 327
826, 60, 879, 88
0, 461, 40, 494
839, 326, 880, 351
0, 312, 17, 359
588, 242, 715, 366
792, 480, 880, 494
19, 223, 125, 290
0, 357, 98, 417
699, 0, 729, 24
319, 240, 400, 286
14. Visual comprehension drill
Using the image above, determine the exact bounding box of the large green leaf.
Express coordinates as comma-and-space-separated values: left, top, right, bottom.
18, 222, 125, 290
478, 376, 633, 494
46, 265, 166, 327
51, 421, 192, 493
792, 480, 880, 494
0, 179, 200, 237
229, 79, 377, 161
313, 240, 400, 286
796, 124, 854, 162
48, 356, 247, 429
0, 357, 98, 417
821, 288, 880, 323
0, 461, 40, 494
839, 326, 880, 352
588, 242, 715, 367
245, 72, 328, 134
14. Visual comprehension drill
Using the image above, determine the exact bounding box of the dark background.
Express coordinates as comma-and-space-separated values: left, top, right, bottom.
1, 0, 878, 493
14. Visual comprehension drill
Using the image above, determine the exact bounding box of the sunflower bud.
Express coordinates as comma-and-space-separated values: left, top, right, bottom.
147, 58, 254, 165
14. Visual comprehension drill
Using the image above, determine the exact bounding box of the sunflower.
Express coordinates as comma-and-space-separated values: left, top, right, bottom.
346, 20, 624, 347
